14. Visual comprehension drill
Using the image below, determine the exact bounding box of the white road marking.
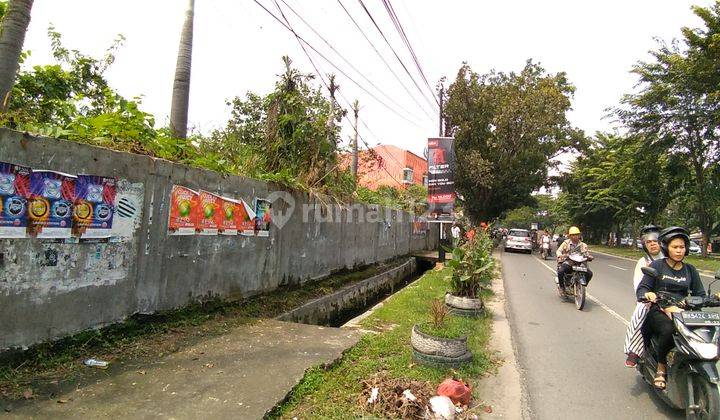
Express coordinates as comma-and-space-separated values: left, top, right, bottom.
533, 256, 630, 327
609, 265, 628, 271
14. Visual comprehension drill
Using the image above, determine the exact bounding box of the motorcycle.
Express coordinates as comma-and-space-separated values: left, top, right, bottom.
540, 241, 551, 260
636, 266, 720, 419
557, 252, 591, 310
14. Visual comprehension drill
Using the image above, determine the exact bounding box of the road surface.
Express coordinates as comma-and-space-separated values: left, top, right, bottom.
501, 248, 718, 419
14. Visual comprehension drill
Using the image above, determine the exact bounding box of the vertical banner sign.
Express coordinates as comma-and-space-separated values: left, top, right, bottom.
239, 199, 256, 236
253, 198, 272, 237
427, 137, 456, 215
197, 190, 222, 235
219, 197, 240, 236
0, 162, 31, 238
73, 175, 117, 238
29, 170, 76, 238
168, 185, 199, 235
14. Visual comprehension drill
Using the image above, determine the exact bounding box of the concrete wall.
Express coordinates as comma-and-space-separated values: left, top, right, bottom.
0, 129, 437, 350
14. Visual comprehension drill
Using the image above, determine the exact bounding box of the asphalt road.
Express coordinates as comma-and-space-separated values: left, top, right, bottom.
500, 247, 711, 419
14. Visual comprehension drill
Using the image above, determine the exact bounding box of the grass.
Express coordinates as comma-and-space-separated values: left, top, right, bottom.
593, 245, 720, 273
268, 267, 495, 419
0, 259, 405, 401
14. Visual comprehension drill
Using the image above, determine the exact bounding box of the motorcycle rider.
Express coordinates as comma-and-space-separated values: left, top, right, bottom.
636, 227, 706, 390
623, 225, 664, 368
556, 226, 594, 292
541, 230, 552, 257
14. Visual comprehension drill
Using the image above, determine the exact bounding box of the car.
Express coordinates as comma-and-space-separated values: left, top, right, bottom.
505, 229, 532, 254
689, 241, 702, 255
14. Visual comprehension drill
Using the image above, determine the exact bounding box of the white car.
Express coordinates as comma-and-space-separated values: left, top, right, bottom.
689, 241, 702, 255
505, 229, 532, 254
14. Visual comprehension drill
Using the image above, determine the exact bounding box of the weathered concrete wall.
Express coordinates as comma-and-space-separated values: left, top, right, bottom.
0, 129, 437, 349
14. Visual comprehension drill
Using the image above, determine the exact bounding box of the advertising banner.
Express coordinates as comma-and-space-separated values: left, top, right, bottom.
168, 185, 199, 235
239, 199, 256, 236
253, 198, 272, 237
412, 216, 428, 236
219, 197, 240, 236
0, 162, 31, 238
73, 175, 117, 238
29, 170, 76, 238
197, 190, 222, 235
427, 137, 456, 215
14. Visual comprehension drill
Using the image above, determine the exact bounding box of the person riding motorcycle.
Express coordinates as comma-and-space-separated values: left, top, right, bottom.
636, 227, 706, 390
623, 225, 664, 368
556, 226, 594, 292
540, 230, 552, 258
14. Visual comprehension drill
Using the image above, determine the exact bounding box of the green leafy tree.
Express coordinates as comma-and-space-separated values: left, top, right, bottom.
445, 60, 584, 222
617, 2, 720, 256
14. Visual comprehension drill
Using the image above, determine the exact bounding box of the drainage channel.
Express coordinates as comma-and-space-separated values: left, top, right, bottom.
276, 257, 434, 327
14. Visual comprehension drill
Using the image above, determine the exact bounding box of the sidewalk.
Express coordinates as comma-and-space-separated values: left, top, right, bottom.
3, 320, 360, 419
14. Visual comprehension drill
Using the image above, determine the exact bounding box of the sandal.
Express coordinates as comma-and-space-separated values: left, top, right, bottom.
654, 371, 667, 390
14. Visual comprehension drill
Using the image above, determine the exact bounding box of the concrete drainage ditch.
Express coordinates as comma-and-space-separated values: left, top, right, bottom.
276, 257, 431, 327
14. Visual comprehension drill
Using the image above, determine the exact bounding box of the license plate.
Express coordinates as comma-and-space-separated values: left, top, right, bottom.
682, 311, 720, 326
572, 266, 587, 272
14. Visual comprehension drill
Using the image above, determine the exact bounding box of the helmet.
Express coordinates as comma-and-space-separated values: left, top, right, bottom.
640, 225, 662, 254
659, 226, 690, 258
568, 226, 581, 235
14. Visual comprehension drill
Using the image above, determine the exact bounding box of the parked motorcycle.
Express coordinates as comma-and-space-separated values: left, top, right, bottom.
557, 252, 591, 310
540, 242, 551, 260
637, 266, 720, 419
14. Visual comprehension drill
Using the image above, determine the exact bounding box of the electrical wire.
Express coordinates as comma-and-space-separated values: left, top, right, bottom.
277, 0, 432, 122
252, 0, 425, 129
355, 0, 439, 110
335, 0, 436, 119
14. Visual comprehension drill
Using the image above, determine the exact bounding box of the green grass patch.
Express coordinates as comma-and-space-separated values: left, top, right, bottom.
593, 245, 720, 273
269, 267, 494, 419
0, 259, 405, 401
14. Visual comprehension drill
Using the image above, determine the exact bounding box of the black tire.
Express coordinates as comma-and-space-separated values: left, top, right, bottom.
412, 349, 473, 368
686, 375, 720, 420
504, 248, 510, 252
575, 282, 586, 310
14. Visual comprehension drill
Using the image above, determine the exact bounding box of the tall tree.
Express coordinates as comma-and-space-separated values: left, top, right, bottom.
0, 0, 33, 112
445, 61, 583, 222
618, 2, 720, 256
170, 0, 194, 139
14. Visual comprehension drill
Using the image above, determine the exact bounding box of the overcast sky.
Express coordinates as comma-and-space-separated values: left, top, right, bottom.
21, 0, 709, 156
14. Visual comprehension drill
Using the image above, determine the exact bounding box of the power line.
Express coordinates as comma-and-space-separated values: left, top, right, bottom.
277, 0, 433, 122
381, 0, 436, 103
252, 0, 425, 129
335, 0, 436, 119
355, 0, 439, 110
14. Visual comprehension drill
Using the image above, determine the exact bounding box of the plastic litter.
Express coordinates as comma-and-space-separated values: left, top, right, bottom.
367, 387, 379, 404
402, 389, 417, 402
83, 358, 108, 369
437, 378, 472, 406
429, 395, 456, 419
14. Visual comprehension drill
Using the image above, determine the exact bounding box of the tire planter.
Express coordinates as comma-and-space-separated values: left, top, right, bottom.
445, 293, 485, 317
410, 324, 472, 367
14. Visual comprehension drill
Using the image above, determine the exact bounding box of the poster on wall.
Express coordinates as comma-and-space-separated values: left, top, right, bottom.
0, 162, 31, 238
427, 137, 456, 216
412, 216, 428, 236
28, 170, 76, 238
197, 190, 222, 235
73, 175, 117, 238
253, 198, 272, 237
239, 199, 256, 236
219, 197, 240, 236
168, 185, 199, 235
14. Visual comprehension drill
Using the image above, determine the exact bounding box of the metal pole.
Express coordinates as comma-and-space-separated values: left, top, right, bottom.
351, 100, 359, 181
437, 84, 446, 263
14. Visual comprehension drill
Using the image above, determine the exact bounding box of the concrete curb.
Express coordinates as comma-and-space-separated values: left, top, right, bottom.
476, 254, 524, 419
593, 250, 715, 278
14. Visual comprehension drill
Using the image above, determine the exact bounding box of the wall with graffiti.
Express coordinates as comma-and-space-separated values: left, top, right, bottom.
0, 128, 437, 350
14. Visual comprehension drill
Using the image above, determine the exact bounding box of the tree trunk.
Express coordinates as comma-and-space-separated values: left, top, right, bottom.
0, 0, 33, 113
169, 0, 194, 139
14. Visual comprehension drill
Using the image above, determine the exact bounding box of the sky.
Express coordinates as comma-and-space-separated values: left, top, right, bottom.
20, 0, 711, 157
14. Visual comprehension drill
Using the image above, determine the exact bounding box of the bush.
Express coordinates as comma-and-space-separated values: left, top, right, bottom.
446, 230, 495, 298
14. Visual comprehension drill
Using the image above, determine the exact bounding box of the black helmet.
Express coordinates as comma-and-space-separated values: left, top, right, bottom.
659, 226, 690, 257
640, 225, 662, 254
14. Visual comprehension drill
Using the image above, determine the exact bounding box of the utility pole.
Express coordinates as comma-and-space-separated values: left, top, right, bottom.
438, 84, 444, 137
351, 99, 359, 181
437, 83, 447, 263
327, 75, 338, 149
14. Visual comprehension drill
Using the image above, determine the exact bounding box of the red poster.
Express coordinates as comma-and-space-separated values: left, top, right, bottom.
219, 197, 239, 235
197, 190, 222, 235
168, 185, 199, 235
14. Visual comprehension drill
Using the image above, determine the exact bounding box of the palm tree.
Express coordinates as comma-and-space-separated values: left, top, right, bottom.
0, 0, 34, 113
169, 0, 194, 139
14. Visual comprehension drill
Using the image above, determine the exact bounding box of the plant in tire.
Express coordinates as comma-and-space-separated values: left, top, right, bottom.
411, 298, 471, 365
446, 230, 495, 299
